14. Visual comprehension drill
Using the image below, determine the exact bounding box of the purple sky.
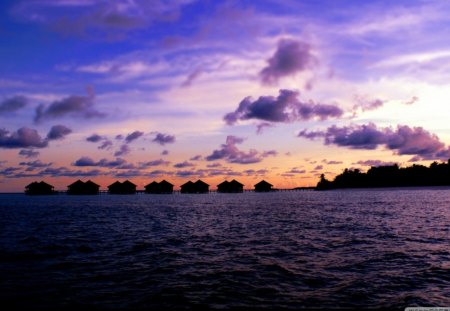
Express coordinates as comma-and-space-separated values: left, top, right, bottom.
2, 0, 450, 191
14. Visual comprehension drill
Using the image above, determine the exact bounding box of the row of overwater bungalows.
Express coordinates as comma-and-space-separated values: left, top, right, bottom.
25, 179, 274, 195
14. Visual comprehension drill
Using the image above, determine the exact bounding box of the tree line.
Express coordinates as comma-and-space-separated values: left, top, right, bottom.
316, 160, 450, 190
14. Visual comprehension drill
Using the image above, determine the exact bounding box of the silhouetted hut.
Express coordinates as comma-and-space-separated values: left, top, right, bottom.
194, 179, 209, 193
217, 180, 229, 193
159, 180, 174, 194
25, 181, 56, 195
254, 180, 273, 192
180, 180, 209, 193
67, 179, 100, 195
144, 181, 159, 193
180, 181, 195, 193
108, 180, 136, 194
217, 179, 244, 193
229, 179, 244, 192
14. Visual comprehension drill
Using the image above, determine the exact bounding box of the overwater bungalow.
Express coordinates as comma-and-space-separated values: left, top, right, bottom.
67, 179, 100, 195
254, 180, 273, 192
158, 180, 174, 193
217, 179, 244, 193
194, 179, 209, 193
181, 180, 209, 193
25, 181, 56, 195
144, 180, 174, 194
108, 180, 136, 194
180, 181, 195, 193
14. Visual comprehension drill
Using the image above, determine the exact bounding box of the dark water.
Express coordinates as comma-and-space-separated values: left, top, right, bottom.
1, 190, 450, 310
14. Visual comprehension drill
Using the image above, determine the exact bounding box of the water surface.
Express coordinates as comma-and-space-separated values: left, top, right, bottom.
1, 190, 449, 309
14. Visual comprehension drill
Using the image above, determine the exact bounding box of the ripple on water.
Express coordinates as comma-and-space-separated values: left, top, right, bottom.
0, 190, 450, 309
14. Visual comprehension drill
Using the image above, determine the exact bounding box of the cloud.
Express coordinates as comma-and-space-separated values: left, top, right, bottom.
114, 144, 130, 156
46, 125, 72, 140
73, 156, 127, 168
34, 93, 105, 123
152, 132, 176, 145
19, 160, 52, 171
0, 95, 28, 115
260, 39, 316, 85
243, 169, 269, 176
125, 130, 144, 143
299, 123, 448, 160
322, 159, 343, 165
140, 159, 170, 167
224, 89, 343, 125
190, 155, 203, 161
352, 95, 385, 112
0, 127, 48, 149
356, 160, 397, 167
206, 135, 268, 164
161, 150, 169, 155
404, 96, 419, 105
19, 149, 40, 158
181, 68, 203, 87
261, 150, 277, 157
86, 133, 104, 142
256, 122, 274, 134
13, 0, 188, 40
99, 140, 113, 150
173, 161, 195, 168
285, 168, 306, 174
86, 133, 114, 150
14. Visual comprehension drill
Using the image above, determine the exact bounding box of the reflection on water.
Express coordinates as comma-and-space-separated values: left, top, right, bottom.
0, 190, 450, 309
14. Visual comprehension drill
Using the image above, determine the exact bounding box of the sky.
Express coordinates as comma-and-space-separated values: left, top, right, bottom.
2, 0, 450, 192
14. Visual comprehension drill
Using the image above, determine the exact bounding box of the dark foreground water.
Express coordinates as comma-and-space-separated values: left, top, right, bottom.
1, 189, 450, 310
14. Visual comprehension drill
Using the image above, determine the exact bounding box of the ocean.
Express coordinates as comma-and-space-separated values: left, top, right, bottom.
1, 189, 449, 309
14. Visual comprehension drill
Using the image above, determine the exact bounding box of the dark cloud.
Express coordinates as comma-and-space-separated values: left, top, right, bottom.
243, 169, 269, 176
19, 160, 52, 171
38, 167, 103, 178
206, 136, 266, 164
161, 150, 169, 155
34, 94, 105, 123
299, 123, 448, 160
99, 140, 113, 150
260, 39, 316, 85
285, 168, 306, 174
190, 155, 203, 161
262, 150, 277, 157
322, 159, 343, 165
19, 149, 40, 158
0, 95, 28, 115
356, 160, 397, 167
73, 157, 127, 168
152, 132, 176, 145
224, 89, 343, 125
0, 127, 48, 149
173, 161, 195, 168
140, 159, 170, 167
86, 133, 104, 143
114, 144, 130, 156
313, 165, 323, 170
46, 125, 72, 140
125, 131, 144, 144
